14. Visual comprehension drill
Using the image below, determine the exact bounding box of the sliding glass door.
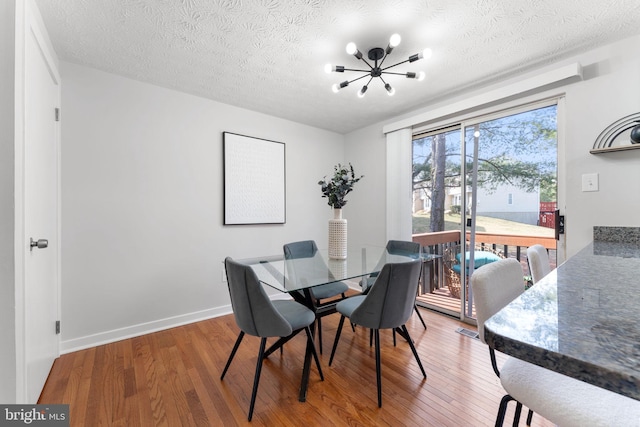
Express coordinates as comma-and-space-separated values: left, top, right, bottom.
462, 102, 558, 319
413, 100, 558, 321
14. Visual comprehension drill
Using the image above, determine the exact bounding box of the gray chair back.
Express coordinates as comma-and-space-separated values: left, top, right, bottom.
351, 260, 421, 330
471, 258, 524, 345
387, 240, 421, 258
526, 244, 552, 284
283, 240, 317, 258
283, 240, 337, 287
363, 240, 420, 291
224, 257, 292, 338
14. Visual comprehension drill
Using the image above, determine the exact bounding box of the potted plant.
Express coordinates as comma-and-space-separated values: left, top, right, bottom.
318, 163, 364, 213
318, 163, 363, 259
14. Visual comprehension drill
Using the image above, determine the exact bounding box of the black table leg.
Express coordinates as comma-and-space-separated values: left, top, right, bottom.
298, 288, 316, 402
298, 310, 316, 402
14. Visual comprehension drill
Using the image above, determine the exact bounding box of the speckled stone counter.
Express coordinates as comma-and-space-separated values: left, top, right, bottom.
484, 231, 640, 400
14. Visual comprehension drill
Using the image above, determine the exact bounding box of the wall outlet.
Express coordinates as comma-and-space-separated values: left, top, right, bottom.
581, 173, 599, 192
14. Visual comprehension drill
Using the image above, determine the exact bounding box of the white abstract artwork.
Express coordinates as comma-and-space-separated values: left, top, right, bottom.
223, 132, 286, 224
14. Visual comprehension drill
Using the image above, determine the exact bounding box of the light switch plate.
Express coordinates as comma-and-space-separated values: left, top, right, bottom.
582, 173, 599, 192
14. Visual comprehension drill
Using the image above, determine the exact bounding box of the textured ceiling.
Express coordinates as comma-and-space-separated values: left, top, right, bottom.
36, 0, 640, 134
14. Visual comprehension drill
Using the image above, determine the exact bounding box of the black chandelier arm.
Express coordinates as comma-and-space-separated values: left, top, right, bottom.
380, 71, 410, 76
346, 73, 373, 85
356, 57, 375, 70
341, 67, 372, 73
378, 53, 391, 69
381, 58, 411, 71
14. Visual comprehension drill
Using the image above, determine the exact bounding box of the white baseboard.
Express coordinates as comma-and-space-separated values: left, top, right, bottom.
60, 306, 232, 354
59, 283, 363, 354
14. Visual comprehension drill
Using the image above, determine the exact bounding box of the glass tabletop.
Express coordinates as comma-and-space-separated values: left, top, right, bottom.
236, 245, 425, 293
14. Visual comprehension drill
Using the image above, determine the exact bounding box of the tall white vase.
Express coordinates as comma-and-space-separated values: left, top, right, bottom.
329, 208, 347, 260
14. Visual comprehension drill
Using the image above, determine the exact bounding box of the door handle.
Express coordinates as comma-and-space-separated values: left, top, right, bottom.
554, 209, 564, 240
30, 238, 48, 251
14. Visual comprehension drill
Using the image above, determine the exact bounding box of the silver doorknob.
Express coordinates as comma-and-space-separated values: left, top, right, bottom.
30, 238, 48, 251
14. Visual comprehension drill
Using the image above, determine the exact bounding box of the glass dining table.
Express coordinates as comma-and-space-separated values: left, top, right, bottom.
235, 245, 420, 401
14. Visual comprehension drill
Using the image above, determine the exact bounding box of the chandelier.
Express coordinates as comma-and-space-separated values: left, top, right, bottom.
325, 34, 432, 97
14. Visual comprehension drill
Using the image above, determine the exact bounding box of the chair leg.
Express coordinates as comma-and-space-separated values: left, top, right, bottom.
220, 331, 244, 380
317, 316, 323, 354
374, 329, 383, 407
401, 325, 427, 378
329, 315, 346, 366
392, 328, 397, 347
512, 401, 523, 427
304, 326, 324, 381
247, 337, 267, 422
414, 304, 427, 329
526, 409, 534, 426
495, 394, 516, 427
370, 328, 373, 347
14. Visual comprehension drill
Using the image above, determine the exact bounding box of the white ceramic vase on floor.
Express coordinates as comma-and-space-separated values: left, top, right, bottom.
329, 208, 347, 260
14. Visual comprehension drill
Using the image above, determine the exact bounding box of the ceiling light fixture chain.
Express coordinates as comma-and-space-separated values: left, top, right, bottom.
325, 33, 431, 97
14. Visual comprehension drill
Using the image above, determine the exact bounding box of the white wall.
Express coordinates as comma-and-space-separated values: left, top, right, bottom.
344, 123, 389, 246
345, 34, 640, 259
561, 37, 640, 255
0, 0, 17, 404
60, 62, 345, 351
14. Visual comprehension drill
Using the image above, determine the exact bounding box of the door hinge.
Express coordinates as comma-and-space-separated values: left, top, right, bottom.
54, 107, 60, 122
55, 320, 61, 334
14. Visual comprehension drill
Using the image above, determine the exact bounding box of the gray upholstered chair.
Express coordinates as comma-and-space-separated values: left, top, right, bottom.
283, 240, 349, 354
221, 257, 324, 421
360, 240, 426, 329
472, 258, 640, 427
329, 260, 426, 407
526, 244, 552, 284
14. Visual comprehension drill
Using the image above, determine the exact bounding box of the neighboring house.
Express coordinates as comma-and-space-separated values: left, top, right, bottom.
413, 181, 540, 225
473, 183, 540, 225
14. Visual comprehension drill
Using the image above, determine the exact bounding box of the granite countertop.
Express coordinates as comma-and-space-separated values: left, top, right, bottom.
484, 235, 640, 400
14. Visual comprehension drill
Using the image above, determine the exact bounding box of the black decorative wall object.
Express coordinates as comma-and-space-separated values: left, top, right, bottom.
591, 112, 640, 154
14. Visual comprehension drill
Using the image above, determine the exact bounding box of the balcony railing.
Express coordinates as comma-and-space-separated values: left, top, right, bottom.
412, 231, 556, 309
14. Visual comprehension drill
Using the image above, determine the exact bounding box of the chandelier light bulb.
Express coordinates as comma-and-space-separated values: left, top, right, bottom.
385, 83, 395, 96
406, 72, 425, 80
410, 47, 433, 63
332, 83, 340, 93
346, 42, 357, 55
389, 33, 401, 48
324, 64, 344, 73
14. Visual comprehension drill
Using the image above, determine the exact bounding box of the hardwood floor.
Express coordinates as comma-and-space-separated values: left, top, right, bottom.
39, 308, 555, 426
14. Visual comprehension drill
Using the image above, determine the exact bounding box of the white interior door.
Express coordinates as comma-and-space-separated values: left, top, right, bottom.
24, 11, 60, 402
